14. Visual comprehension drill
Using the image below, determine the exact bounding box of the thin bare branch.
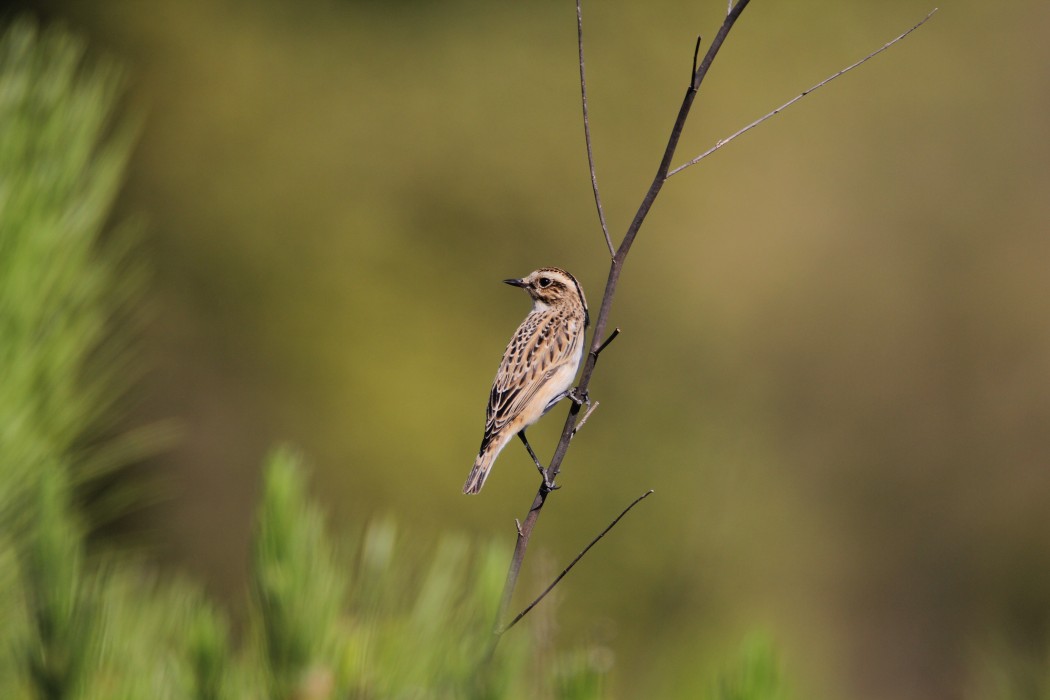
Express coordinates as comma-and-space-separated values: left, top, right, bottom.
488, 0, 935, 664
489, 486, 549, 644
570, 400, 599, 438
501, 490, 654, 633
592, 326, 620, 360
577, 0, 614, 257
667, 7, 938, 178
488, 2, 753, 654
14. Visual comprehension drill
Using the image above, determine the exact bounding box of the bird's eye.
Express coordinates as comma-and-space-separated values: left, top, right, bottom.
538, 277, 552, 288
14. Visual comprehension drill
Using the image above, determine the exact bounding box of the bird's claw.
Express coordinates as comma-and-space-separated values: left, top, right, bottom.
568, 387, 590, 408
541, 470, 560, 491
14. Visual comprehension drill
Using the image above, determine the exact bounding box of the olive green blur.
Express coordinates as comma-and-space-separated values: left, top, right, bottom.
6, 1, 1050, 699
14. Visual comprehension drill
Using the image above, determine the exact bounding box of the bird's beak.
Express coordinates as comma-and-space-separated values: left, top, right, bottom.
503, 277, 527, 288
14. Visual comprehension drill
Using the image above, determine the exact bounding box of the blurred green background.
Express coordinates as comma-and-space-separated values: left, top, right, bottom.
8, 0, 1050, 698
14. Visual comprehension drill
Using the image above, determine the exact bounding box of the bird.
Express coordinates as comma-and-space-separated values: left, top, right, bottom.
463, 267, 589, 495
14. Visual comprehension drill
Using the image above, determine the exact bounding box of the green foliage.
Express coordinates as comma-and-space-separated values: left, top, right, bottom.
251, 445, 346, 698
707, 636, 788, 700
0, 16, 140, 699
0, 17, 153, 538
248, 448, 609, 699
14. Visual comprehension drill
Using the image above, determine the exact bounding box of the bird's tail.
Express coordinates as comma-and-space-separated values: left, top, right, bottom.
463, 449, 495, 495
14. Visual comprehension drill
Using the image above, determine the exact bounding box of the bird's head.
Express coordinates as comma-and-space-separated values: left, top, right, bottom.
504, 267, 588, 325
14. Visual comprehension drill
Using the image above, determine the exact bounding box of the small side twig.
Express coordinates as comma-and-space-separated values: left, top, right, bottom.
571, 400, 600, 438
690, 35, 703, 83
592, 327, 620, 360
667, 7, 938, 177
500, 489, 654, 633
577, 0, 614, 257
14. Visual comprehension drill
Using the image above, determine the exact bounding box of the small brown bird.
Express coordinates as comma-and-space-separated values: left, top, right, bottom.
463, 268, 589, 494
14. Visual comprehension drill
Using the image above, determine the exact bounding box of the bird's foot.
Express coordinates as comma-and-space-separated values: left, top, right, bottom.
568, 387, 590, 408
541, 469, 561, 492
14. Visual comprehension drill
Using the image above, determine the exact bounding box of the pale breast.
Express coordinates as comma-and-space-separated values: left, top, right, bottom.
481, 303, 586, 447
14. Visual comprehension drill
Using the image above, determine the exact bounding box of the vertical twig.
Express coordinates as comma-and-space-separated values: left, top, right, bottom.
490, 488, 549, 642
577, 0, 614, 257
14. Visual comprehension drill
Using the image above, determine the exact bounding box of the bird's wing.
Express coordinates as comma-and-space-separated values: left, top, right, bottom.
480, 310, 580, 452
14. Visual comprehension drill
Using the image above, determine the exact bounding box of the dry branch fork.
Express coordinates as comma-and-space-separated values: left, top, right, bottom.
487, 0, 936, 653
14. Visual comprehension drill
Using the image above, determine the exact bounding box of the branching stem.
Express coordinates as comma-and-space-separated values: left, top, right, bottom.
501, 489, 654, 633
668, 8, 938, 177
488, 0, 934, 655
489, 0, 752, 650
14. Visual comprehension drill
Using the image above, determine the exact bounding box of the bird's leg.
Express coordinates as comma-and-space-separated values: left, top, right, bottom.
518, 431, 560, 491
517, 431, 546, 476
542, 390, 569, 415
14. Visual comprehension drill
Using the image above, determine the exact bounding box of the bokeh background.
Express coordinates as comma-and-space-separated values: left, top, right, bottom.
7, 0, 1050, 698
